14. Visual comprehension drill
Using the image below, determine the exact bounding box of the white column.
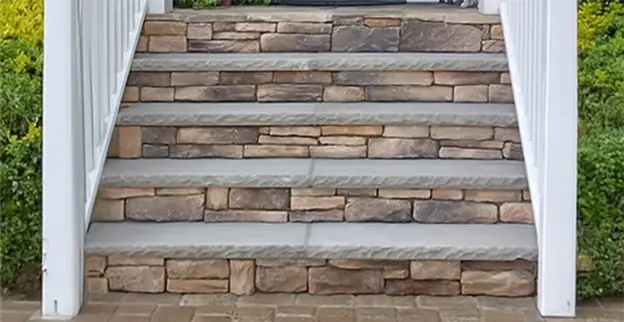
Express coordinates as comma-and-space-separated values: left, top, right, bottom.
42, 0, 85, 319
537, 0, 577, 317
479, 0, 501, 15
147, 0, 173, 13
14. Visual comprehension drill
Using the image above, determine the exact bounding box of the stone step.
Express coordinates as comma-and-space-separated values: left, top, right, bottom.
117, 102, 517, 127
85, 222, 537, 296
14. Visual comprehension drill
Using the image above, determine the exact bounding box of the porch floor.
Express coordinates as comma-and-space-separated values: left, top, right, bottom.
3, 293, 621, 321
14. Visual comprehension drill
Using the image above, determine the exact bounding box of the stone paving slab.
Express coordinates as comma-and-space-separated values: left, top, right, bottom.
3, 294, 622, 322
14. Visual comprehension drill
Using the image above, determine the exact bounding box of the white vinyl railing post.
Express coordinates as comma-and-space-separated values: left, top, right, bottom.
537, 0, 577, 316
42, 0, 85, 318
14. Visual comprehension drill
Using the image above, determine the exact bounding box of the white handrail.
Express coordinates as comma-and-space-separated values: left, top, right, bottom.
500, 0, 577, 317
42, 0, 147, 318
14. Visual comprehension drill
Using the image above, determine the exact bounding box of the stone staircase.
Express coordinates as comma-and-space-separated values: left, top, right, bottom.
86, 5, 537, 299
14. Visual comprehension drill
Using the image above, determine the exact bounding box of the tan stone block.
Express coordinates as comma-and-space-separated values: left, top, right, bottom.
277, 22, 332, 34
156, 188, 205, 196
291, 188, 336, 196
86, 256, 106, 276
309, 267, 384, 295
87, 277, 108, 294
500, 202, 533, 223
92, 199, 124, 221
454, 85, 488, 102
169, 143, 242, 159
369, 138, 439, 158
117, 126, 142, 158
98, 188, 155, 199
213, 22, 235, 32
431, 126, 493, 140
291, 196, 345, 210
167, 279, 229, 293
213, 32, 260, 40
257, 84, 323, 102
174, 85, 255, 101
439, 147, 502, 159
309, 145, 367, 158
329, 260, 407, 270
235, 22, 276, 32
274, 72, 332, 84
289, 210, 344, 222
336, 188, 376, 197
364, 18, 401, 27
318, 136, 366, 146
107, 128, 120, 157
105, 266, 165, 293
108, 256, 164, 266
316, 307, 356, 321
259, 127, 270, 135
382, 126, 429, 138
377, 189, 431, 199
171, 72, 219, 86
490, 25, 504, 40
230, 260, 255, 295
500, 72, 511, 84
140, 87, 174, 101
166, 259, 229, 279
461, 271, 535, 296
258, 135, 318, 145
439, 140, 504, 150
489, 84, 514, 102
461, 260, 535, 272
270, 126, 321, 137
205, 210, 288, 222
494, 127, 521, 143
256, 266, 308, 293
321, 126, 382, 136
323, 86, 364, 102
177, 127, 258, 144
122, 86, 139, 102
432, 189, 463, 200
229, 188, 289, 210
136, 36, 149, 53
383, 268, 409, 280
187, 23, 212, 40
413, 200, 498, 223
482, 40, 506, 53
260, 33, 330, 52
434, 72, 500, 85
143, 21, 187, 36
464, 190, 521, 202
365, 85, 453, 102
148, 36, 187, 52
256, 259, 326, 267
125, 195, 205, 221
206, 187, 229, 210
410, 261, 461, 280
244, 145, 309, 157
220, 72, 273, 85
386, 280, 460, 296
334, 72, 433, 86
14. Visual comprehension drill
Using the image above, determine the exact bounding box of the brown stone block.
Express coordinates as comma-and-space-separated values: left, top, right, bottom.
188, 23, 213, 40
98, 188, 155, 199
291, 196, 345, 210
166, 259, 229, 279
382, 126, 429, 138
117, 126, 142, 158
289, 210, 344, 222
213, 32, 260, 40
323, 86, 364, 102
500, 72, 511, 84
308, 266, 384, 294
377, 189, 430, 199
213, 22, 235, 32
309, 145, 367, 158
141, 127, 176, 144
364, 18, 401, 27
87, 277, 108, 294
155, 188, 205, 196
167, 279, 229, 293
291, 188, 336, 196
439, 140, 503, 149
270, 126, 321, 137
500, 202, 533, 223
105, 266, 165, 293
439, 147, 502, 159
148, 36, 187, 52
140, 87, 174, 101
333, 72, 432, 86
229, 188, 289, 210
136, 36, 149, 52
230, 260, 255, 295
127, 72, 171, 87
188, 40, 259, 53
494, 127, 521, 143
220, 72, 273, 85
235, 22, 276, 32
319, 136, 367, 146
257, 259, 326, 267
401, 21, 481, 52
122, 86, 139, 102
432, 189, 463, 200
365, 85, 453, 101
410, 261, 461, 280
385, 280, 460, 296
125, 194, 205, 221
175, 85, 256, 101
430, 126, 493, 140
490, 25, 504, 40
277, 22, 332, 34
108, 256, 163, 266
464, 190, 521, 202
489, 84, 514, 102
142, 144, 168, 158
482, 40, 506, 53
274, 72, 332, 84
461, 260, 535, 272
171, 72, 219, 86
260, 33, 330, 52
336, 188, 376, 197
86, 256, 106, 276
256, 266, 308, 293
454, 85, 488, 102
169, 144, 243, 158
204, 210, 288, 222
503, 142, 524, 160
332, 25, 399, 52
413, 200, 498, 223
328, 260, 408, 270
258, 135, 318, 145
92, 199, 124, 221
143, 21, 187, 36
345, 198, 412, 222
321, 126, 382, 136
177, 127, 258, 144
206, 187, 229, 210
368, 138, 439, 158
257, 84, 323, 102
461, 270, 535, 296
243, 145, 309, 157
434, 72, 500, 85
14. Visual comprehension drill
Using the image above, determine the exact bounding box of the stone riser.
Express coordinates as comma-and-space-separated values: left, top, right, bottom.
86, 257, 535, 297
122, 71, 513, 103
93, 187, 532, 223
138, 17, 505, 53
109, 125, 523, 160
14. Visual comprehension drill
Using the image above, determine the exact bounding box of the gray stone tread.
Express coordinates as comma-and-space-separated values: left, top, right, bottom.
132, 52, 508, 72
118, 102, 517, 127
86, 222, 537, 261
101, 158, 527, 189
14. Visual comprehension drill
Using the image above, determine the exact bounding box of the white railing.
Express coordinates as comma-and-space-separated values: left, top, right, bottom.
42, 0, 147, 318
500, 0, 577, 317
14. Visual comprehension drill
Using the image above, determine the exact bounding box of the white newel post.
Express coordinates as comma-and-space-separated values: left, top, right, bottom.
479, 0, 501, 14
147, 0, 173, 13
537, 0, 578, 317
42, 0, 85, 319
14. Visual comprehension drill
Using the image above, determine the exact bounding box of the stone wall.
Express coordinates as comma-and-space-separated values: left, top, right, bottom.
108, 125, 523, 160
92, 187, 532, 223
122, 71, 513, 103
137, 12, 505, 53
86, 257, 535, 297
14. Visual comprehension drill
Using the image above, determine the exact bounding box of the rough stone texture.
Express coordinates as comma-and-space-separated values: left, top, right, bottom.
177, 127, 258, 144
187, 23, 213, 40
412, 201, 498, 223
175, 85, 256, 101
334, 72, 432, 85
166, 259, 229, 279
171, 72, 219, 86
205, 210, 288, 222
221, 72, 273, 85
332, 26, 399, 52
92, 199, 124, 221
434, 72, 500, 85
125, 195, 205, 221
256, 266, 308, 293
167, 279, 229, 293
365, 86, 453, 102
328, 260, 407, 270
291, 196, 345, 210
439, 147, 501, 159
308, 267, 384, 294
503, 142, 524, 160
368, 138, 438, 158
454, 85, 488, 102
229, 188, 289, 210
105, 266, 165, 293
345, 198, 412, 222
188, 40, 260, 53
500, 203, 533, 224
464, 190, 521, 202
461, 271, 535, 296
170, 144, 243, 158
385, 280, 460, 296
108, 256, 163, 266
323, 86, 364, 101
410, 261, 461, 280
401, 21, 482, 52
206, 187, 229, 210
290, 210, 344, 222
277, 22, 332, 34
432, 189, 463, 200
489, 85, 514, 103
261, 34, 330, 52
310, 146, 367, 158
148, 36, 186, 52
274, 72, 332, 84
430, 126, 493, 140
257, 85, 323, 102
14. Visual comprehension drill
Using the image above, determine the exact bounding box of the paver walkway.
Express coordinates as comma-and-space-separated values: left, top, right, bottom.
2, 293, 622, 322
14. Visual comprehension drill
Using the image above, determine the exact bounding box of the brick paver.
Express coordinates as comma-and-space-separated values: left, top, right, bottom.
1, 294, 622, 322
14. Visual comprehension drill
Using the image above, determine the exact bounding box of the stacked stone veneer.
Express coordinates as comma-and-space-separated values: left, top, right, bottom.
93, 187, 532, 223
137, 12, 505, 54
109, 125, 523, 160
86, 257, 535, 297
122, 71, 513, 103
